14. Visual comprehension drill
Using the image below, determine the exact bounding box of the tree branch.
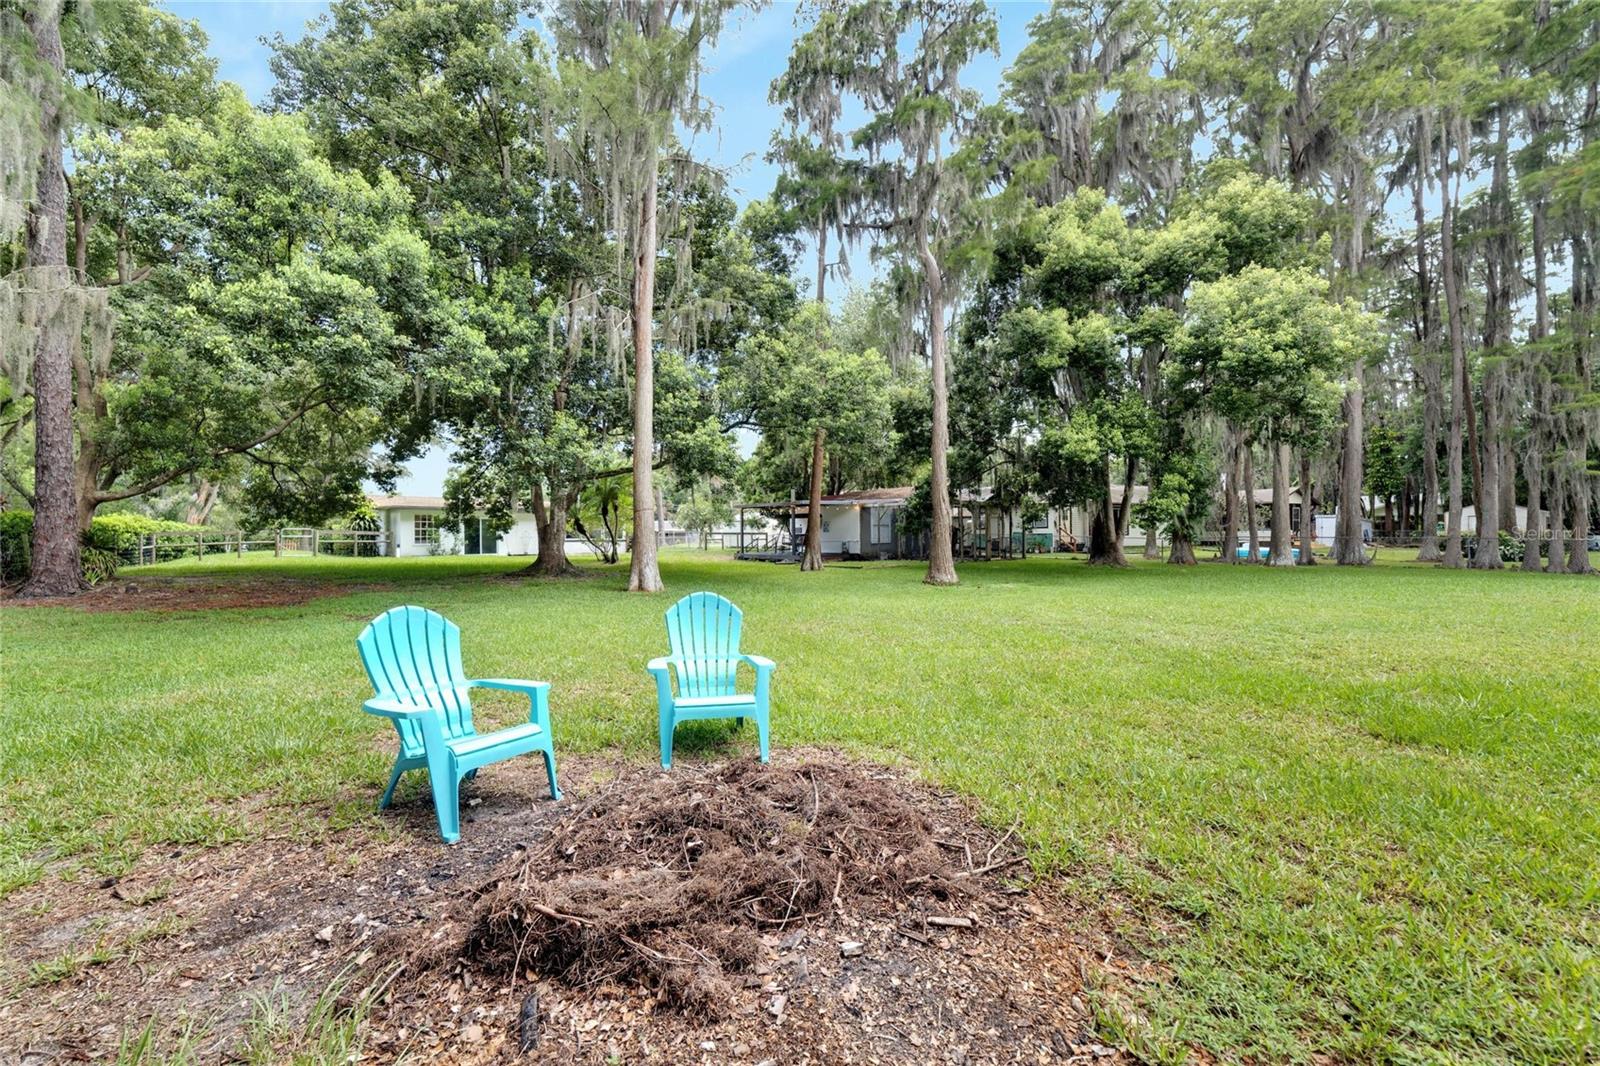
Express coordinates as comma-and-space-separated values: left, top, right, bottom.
91, 392, 328, 505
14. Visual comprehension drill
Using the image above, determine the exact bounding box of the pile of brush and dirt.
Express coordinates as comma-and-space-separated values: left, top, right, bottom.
381, 755, 1029, 1018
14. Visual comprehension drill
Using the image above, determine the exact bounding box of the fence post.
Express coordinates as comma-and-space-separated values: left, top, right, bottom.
237, 532, 243, 559
195, 533, 203, 561
275, 530, 282, 558
313, 530, 320, 556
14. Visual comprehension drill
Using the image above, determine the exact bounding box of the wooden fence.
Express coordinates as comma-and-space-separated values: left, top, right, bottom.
134, 528, 387, 566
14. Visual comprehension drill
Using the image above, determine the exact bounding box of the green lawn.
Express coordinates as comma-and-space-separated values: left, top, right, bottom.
3, 552, 1597, 1063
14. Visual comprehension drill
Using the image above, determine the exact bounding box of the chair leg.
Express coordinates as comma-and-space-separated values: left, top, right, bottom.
659, 711, 675, 769
430, 773, 461, 844
378, 761, 405, 810
542, 746, 562, 800
756, 713, 770, 763
736, 716, 744, 727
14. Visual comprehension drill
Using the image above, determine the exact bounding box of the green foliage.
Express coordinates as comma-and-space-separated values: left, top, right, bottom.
67, 88, 441, 525
1171, 265, 1375, 446
83, 513, 204, 553
737, 303, 892, 496
0, 511, 200, 584
1132, 443, 1217, 546
1364, 422, 1409, 500
0, 509, 33, 582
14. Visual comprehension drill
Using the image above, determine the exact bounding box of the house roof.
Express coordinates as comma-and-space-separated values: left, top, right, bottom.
739, 486, 914, 510
369, 494, 446, 510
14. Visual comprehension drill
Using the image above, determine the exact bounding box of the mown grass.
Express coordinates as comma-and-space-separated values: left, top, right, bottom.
3, 551, 1597, 1063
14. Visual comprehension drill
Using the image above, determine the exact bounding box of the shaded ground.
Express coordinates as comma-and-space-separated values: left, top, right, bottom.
3, 574, 391, 612
0, 751, 1144, 1064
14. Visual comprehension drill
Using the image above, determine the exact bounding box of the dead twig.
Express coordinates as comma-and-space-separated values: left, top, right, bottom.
956, 855, 1027, 879
531, 903, 592, 926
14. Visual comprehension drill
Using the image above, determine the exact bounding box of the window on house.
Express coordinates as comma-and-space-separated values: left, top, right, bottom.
413, 513, 439, 544
872, 507, 895, 542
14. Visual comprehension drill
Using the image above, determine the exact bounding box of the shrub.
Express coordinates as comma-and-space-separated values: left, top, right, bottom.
1, 511, 33, 583
1498, 529, 1523, 563
0, 511, 206, 585
86, 512, 204, 553
80, 546, 121, 586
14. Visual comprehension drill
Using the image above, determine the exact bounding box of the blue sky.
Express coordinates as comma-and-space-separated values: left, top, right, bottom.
167, 0, 1050, 493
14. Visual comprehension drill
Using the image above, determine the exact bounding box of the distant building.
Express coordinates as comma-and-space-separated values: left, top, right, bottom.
368, 495, 540, 558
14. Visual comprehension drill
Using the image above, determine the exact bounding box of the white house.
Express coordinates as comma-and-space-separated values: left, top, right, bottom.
737, 487, 917, 559
370, 495, 540, 558
1460, 505, 1541, 534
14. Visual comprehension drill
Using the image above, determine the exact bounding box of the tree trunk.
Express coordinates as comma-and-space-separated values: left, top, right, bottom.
1416, 359, 1443, 560
1167, 533, 1196, 565
1298, 451, 1317, 565
1414, 112, 1442, 563
654, 481, 665, 548
628, 145, 663, 593
1244, 446, 1259, 563
1222, 431, 1240, 563
1142, 535, 1161, 560
185, 479, 220, 526
1546, 478, 1566, 574
1334, 371, 1368, 565
1440, 114, 1467, 569
816, 220, 827, 304
1521, 454, 1543, 572
1420, 114, 1446, 563
1268, 441, 1295, 566
919, 242, 957, 586
18, 5, 80, 597
801, 426, 826, 571
1088, 491, 1125, 566
1471, 369, 1503, 569
529, 483, 581, 577
1570, 479, 1593, 574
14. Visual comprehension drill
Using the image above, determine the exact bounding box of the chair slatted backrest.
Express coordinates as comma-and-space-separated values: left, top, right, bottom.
357, 606, 475, 751
665, 592, 743, 698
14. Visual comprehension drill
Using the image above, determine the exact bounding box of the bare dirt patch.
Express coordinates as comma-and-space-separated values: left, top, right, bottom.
1, 752, 1150, 1064
2, 575, 387, 612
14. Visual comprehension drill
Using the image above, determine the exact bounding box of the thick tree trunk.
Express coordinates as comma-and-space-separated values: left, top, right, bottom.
1471, 374, 1503, 569
1440, 115, 1467, 569
1298, 452, 1317, 565
1268, 441, 1295, 566
1334, 371, 1368, 565
1522, 456, 1544, 572
18, 5, 80, 597
529, 483, 581, 577
1243, 446, 1259, 563
1570, 480, 1594, 574
1500, 445, 1517, 532
1546, 479, 1566, 574
1142, 536, 1161, 560
628, 147, 663, 593
1167, 533, 1196, 565
1088, 491, 1125, 566
919, 243, 957, 586
801, 427, 826, 571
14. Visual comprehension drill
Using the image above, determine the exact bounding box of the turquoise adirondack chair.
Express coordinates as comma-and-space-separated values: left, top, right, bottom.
648, 592, 776, 768
356, 605, 560, 843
